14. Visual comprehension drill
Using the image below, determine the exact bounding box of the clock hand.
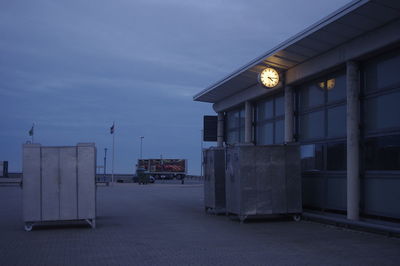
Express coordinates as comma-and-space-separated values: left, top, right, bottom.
268, 77, 273, 81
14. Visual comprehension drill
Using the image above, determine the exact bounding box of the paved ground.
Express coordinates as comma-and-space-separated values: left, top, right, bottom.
0, 181, 399, 266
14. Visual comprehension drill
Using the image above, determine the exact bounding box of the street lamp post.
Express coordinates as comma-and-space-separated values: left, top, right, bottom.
200, 130, 204, 177
140, 136, 144, 159
104, 148, 107, 177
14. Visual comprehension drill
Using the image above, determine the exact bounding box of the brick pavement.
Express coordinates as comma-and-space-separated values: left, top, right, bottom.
0, 182, 399, 266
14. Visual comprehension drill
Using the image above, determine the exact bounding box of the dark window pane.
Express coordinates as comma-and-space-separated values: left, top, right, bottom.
240, 125, 245, 143
299, 83, 324, 110
257, 122, 273, 145
233, 111, 240, 130
226, 111, 237, 130
226, 130, 239, 144
256, 104, 261, 121
327, 142, 347, 170
226, 112, 233, 129
239, 108, 245, 128
365, 134, 400, 170
327, 105, 346, 138
365, 91, 400, 131
275, 119, 284, 144
327, 74, 346, 103
299, 111, 325, 140
275, 95, 284, 116
256, 99, 273, 120
300, 144, 324, 171
365, 50, 400, 92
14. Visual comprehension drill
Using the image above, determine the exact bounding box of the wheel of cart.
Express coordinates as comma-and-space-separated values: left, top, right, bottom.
293, 214, 302, 222
239, 215, 248, 224
86, 219, 96, 229
24, 222, 34, 232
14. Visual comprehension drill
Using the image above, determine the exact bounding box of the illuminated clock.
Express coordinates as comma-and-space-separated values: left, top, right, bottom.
259, 67, 280, 88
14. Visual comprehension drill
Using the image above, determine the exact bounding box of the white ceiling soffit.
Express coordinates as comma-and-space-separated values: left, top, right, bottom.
193, 0, 400, 103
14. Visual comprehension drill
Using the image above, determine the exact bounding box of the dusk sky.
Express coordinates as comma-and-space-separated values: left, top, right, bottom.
0, 0, 351, 174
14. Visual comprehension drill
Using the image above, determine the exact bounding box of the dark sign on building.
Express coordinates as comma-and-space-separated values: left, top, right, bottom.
0, 161, 8, 177
203, 116, 218, 142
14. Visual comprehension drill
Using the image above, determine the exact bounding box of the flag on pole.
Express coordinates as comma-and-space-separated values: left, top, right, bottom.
28, 124, 34, 136
110, 122, 115, 134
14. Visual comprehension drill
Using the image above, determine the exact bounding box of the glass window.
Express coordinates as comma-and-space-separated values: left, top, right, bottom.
260, 99, 273, 120
275, 119, 284, 144
225, 107, 245, 144
365, 50, 400, 92
255, 94, 285, 145
257, 122, 273, 145
300, 144, 324, 171
275, 95, 285, 116
326, 142, 346, 170
299, 111, 324, 140
234, 110, 240, 129
240, 126, 245, 143
327, 74, 346, 103
327, 105, 346, 138
226, 130, 238, 144
365, 134, 400, 171
226, 112, 237, 130
365, 91, 400, 131
256, 104, 261, 121
239, 108, 245, 129
297, 72, 347, 173
299, 83, 324, 110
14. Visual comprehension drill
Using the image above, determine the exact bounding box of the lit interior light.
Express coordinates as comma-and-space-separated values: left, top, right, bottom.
317, 78, 336, 90
327, 78, 336, 90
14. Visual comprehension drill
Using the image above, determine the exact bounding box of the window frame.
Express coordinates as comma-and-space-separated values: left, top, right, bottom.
224, 106, 245, 145
296, 71, 347, 143
360, 48, 400, 173
254, 93, 285, 145
295, 70, 347, 173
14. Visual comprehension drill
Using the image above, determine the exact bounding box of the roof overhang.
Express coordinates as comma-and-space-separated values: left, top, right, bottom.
193, 0, 400, 103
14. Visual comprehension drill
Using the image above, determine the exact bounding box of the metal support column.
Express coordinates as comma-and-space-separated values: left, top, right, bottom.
284, 85, 294, 143
217, 112, 224, 147
245, 101, 252, 144
346, 60, 360, 221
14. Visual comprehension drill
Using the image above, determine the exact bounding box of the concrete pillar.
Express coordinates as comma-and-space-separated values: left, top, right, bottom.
284, 86, 294, 143
244, 101, 253, 143
217, 112, 224, 147
346, 60, 360, 221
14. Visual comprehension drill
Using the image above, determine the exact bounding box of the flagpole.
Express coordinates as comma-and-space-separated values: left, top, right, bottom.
30, 123, 35, 144
112, 122, 115, 185
200, 129, 203, 177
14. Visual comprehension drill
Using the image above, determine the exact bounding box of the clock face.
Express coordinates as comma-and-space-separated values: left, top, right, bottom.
259, 67, 279, 88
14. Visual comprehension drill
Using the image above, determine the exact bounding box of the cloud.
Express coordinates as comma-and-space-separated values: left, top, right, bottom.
0, 0, 352, 173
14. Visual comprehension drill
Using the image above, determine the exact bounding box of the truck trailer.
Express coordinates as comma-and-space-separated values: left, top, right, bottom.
137, 159, 187, 180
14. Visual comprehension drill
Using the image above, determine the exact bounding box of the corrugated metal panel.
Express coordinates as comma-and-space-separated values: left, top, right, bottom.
194, 0, 400, 103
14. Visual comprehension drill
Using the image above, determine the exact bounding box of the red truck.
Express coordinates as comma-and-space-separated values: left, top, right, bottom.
137, 159, 187, 180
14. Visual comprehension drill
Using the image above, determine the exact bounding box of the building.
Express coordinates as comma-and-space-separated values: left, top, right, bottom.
194, 0, 400, 222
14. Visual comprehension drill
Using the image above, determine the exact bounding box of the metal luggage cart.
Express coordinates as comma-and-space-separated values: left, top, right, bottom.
22, 143, 96, 231
225, 144, 302, 222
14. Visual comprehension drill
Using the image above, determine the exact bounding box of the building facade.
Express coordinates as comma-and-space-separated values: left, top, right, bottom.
194, 0, 400, 221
